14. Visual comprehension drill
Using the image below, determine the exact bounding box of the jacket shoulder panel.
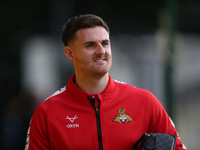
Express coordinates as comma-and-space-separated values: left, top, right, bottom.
44, 86, 66, 102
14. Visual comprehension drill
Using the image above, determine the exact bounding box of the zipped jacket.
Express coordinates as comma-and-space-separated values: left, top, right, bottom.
26, 74, 186, 150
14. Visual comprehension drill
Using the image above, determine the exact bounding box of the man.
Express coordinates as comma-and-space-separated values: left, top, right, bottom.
25, 14, 186, 150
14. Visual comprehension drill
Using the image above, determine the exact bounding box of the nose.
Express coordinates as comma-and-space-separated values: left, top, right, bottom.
96, 43, 105, 55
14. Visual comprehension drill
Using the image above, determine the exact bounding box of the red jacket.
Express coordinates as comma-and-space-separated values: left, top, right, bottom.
26, 75, 186, 150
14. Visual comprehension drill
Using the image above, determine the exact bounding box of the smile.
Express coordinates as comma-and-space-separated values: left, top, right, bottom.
96, 59, 104, 62
94, 59, 106, 62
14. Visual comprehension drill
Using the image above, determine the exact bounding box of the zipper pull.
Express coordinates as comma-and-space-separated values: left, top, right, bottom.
96, 108, 99, 115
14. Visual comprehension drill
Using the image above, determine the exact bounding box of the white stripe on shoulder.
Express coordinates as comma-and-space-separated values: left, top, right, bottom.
114, 79, 127, 84
44, 86, 66, 101
170, 117, 187, 149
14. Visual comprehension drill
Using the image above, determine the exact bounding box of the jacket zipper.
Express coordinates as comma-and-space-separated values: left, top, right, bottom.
88, 97, 103, 150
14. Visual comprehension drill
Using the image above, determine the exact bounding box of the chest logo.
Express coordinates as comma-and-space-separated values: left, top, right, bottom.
66, 115, 78, 123
113, 108, 133, 124
66, 115, 79, 128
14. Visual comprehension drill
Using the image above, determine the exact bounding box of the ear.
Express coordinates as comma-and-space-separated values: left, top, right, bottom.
64, 46, 74, 62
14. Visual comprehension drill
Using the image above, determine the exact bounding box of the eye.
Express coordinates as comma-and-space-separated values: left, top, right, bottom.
86, 43, 94, 48
102, 41, 109, 46
102, 40, 109, 46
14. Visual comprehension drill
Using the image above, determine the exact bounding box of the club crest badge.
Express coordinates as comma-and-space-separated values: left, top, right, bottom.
113, 108, 133, 124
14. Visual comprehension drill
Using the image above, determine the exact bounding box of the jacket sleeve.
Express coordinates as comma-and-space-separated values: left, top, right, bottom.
144, 90, 187, 150
25, 103, 51, 150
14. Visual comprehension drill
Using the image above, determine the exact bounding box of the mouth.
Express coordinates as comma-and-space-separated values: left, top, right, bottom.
95, 59, 105, 62
93, 58, 106, 62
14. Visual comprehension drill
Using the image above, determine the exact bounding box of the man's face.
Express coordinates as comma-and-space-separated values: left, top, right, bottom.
69, 26, 112, 77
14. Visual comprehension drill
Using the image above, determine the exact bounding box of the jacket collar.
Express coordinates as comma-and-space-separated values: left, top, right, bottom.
65, 74, 116, 101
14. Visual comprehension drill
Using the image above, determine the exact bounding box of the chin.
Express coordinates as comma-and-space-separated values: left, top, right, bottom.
92, 69, 109, 76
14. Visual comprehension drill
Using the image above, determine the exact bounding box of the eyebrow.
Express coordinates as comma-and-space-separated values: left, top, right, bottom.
83, 41, 95, 46
83, 39, 110, 45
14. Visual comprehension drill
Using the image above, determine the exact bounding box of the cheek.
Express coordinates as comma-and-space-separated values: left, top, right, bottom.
74, 53, 91, 64
107, 46, 112, 54
106, 49, 112, 58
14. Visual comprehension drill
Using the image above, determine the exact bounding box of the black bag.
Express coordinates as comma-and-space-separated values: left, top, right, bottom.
132, 133, 176, 150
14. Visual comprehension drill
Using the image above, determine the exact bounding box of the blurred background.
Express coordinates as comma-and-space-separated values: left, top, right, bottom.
0, 0, 200, 149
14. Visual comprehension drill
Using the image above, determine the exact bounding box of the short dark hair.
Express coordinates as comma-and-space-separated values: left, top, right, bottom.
61, 14, 110, 46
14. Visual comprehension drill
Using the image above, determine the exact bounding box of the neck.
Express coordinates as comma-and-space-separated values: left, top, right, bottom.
74, 73, 109, 94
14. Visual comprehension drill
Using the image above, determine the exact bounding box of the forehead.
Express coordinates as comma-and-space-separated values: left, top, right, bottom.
75, 26, 109, 43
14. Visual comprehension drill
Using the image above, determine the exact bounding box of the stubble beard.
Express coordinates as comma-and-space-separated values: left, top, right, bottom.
75, 57, 112, 78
